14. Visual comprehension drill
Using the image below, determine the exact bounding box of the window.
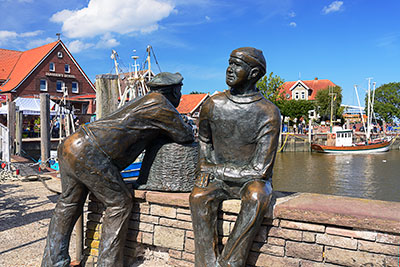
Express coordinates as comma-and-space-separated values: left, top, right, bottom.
65, 64, 70, 73
49, 62, 55, 72
57, 51, 63, 58
40, 79, 47, 91
295, 92, 299, 100
72, 82, 79, 93
301, 92, 305, 99
56, 80, 65, 92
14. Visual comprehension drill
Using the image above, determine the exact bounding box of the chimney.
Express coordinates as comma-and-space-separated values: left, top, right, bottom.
314, 77, 318, 80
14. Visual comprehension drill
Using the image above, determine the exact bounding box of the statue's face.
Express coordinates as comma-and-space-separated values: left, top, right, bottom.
226, 56, 250, 88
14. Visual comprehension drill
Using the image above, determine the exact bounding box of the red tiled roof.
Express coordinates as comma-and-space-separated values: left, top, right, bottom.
177, 93, 208, 114
0, 41, 59, 92
281, 79, 337, 100
0, 49, 22, 81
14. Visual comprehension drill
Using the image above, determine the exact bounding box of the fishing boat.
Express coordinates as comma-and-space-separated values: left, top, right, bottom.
311, 129, 391, 154
111, 46, 160, 177
311, 79, 392, 154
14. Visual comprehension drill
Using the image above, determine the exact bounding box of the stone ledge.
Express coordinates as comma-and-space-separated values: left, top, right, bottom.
274, 193, 400, 234
131, 190, 400, 234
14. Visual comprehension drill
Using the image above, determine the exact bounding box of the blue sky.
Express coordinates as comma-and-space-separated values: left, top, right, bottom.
1, 0, 399, 106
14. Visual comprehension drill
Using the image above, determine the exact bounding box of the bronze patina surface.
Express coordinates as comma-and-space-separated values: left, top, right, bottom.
41, 72, 194, 267
189, 47, 281, 267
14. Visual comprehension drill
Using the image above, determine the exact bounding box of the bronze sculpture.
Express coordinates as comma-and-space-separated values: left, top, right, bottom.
189, 47, 281, 267
42, 72, 194, 267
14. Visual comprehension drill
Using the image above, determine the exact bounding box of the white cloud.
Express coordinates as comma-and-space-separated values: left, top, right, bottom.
322, 1, 344, 14
51, 0, 176, 39
0, 30, 18, 40
0, 30, 44, 46
19, 30, 43, 37
26, 37, 56, 49
289, 11, 296, 18
95, 33, 120, 49
376, 33, 399, 48
67, 40, 94, 53
289, 22, 297, 27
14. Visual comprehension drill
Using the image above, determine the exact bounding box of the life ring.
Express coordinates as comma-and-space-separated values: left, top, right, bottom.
332, 133, 336, 139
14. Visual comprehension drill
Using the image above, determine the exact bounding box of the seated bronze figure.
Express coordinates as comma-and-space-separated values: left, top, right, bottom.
41, 72, 194, 267
189, 47, 281, 267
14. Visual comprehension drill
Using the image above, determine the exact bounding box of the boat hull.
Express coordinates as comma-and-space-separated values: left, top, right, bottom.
311, 141, 391, 154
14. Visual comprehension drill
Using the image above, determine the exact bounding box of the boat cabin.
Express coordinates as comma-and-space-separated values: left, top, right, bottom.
334, 129, 353, 147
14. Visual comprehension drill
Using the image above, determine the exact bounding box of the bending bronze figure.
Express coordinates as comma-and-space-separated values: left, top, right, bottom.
189, 48, 281, 267
42, 72, 194, 267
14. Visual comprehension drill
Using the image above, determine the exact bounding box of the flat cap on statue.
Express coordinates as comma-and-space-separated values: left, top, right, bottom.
148, 72, 183, 89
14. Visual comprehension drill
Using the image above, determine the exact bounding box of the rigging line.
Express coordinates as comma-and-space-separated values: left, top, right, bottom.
151, 46, 162, 73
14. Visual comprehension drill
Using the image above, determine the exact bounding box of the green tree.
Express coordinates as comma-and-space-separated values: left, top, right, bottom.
280, 100, 315, 121
365, 82, 400, 123
315, 86, 343, 121
257, 72, 286, 104
190, 91, 206, 94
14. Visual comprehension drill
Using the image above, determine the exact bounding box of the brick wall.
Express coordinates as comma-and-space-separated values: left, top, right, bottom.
84, 189, 400, 267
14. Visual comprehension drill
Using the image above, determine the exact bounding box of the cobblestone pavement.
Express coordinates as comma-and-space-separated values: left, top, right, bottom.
0, 173, 170, 267
0, 177, 75, 267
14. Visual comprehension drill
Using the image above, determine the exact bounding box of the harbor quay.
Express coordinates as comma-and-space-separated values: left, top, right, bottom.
83, 185, 400, 267
278, 133, 400, 152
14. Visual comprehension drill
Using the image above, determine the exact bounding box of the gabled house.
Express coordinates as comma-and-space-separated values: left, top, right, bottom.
0, 40, 96, 114
177, 93, 209, 122
281, 78, 337, 101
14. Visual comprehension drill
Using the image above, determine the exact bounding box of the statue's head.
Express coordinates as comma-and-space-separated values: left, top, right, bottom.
226, 47, 266, 90
148, 72, 183, 107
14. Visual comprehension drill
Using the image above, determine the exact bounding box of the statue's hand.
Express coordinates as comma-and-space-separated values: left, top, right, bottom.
194, 172, 214, 188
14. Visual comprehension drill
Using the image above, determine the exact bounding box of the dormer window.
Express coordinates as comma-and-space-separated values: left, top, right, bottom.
49, 62, 55, 72
65, 64, 70, 73
57, 51, 63, 58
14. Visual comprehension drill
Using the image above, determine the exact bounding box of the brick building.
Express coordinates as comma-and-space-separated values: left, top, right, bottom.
281, 78, 337, 101
0, 40, 96, 114
176, 93, 209, 122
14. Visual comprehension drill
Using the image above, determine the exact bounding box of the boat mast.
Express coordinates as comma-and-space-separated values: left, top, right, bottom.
366, 77, 373, 141
111, 50, 122, 99
329, 86, 336, 133
354, 85, 367, 137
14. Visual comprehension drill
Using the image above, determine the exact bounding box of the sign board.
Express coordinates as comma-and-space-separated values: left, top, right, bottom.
45, 72, 76, 79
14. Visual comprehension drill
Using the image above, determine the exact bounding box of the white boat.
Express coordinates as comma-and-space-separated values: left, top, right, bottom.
311, 128, 391, 154
312, 79, 392, 154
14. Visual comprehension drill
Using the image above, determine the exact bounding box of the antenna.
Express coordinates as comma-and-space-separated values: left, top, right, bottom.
298, 72, 301, 80
56, 33, 61, 40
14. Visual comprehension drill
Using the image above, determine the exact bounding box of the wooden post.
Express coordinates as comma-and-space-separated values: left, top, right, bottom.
40, 93, 50, 168
7, 101, 16, 155
15, 110, 23, 155
95, 74, 119, 119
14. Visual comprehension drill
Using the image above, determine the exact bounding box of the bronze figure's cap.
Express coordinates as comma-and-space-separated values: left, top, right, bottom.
148, 72, 183, 89
230, 47, 266, 73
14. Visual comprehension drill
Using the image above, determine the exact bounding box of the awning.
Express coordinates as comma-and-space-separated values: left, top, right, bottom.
0, 97, 59, 115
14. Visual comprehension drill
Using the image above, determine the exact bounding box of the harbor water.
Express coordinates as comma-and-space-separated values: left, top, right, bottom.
272, 150, 400, 202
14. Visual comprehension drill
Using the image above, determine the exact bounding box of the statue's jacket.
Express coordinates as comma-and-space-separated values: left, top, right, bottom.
198, 90, 281, 184
83, 92, 194, 171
